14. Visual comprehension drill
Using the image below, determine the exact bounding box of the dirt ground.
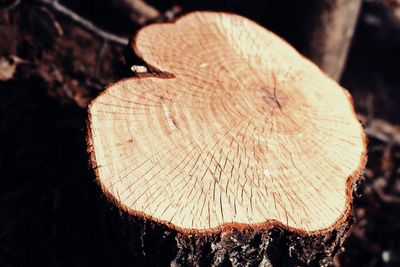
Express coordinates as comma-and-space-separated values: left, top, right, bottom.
0, 0, 399, 266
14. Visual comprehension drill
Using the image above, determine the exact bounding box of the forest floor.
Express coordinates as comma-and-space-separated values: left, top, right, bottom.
0, 0, 399, 266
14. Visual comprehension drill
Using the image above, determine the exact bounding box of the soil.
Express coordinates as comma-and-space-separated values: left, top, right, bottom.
0, 0, 399, 266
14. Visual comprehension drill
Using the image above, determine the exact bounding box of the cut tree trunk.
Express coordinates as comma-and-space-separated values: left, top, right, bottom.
87, 12, 367, 266
305, 0, 362, 80
265, 0, 362, 81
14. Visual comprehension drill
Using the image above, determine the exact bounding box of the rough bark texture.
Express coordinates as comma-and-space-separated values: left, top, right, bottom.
90, 178, 362, 267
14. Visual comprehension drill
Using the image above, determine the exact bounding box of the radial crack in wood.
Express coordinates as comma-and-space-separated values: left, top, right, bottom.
87, 12, 367, 235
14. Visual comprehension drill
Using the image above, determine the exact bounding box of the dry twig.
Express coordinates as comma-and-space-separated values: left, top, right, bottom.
114, 0, 160, 25
358, 113, 400, 145
0, 0, 21, 12
36, 0, 128, 45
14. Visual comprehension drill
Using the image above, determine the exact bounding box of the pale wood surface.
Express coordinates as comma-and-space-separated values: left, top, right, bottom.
88, 12, 366, 232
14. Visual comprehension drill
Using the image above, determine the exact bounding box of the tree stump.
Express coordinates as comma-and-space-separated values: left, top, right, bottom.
87, 12, 367, 266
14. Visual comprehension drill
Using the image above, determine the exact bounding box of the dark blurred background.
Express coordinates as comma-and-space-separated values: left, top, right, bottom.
0, 0, 399, 266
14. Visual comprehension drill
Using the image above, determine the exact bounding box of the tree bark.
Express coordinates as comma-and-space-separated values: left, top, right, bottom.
93, 180, 361, 267
305, 0, 362, 80
265, 0, 362, 81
